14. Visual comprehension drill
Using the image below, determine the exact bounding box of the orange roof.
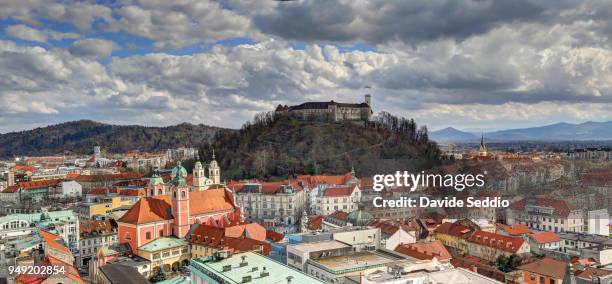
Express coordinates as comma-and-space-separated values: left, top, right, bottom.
326, 211, 349, 221
39, 228, 71, 254
496, 223, 532, 236
510, 196, 576, 217
12, 165, 38, 172
517, 257, 567, 279
118, 188, 236, 225
297, 172, 357, 188
394, 241, 451, 261
467, 230, 525, 253
369, 219, 420, 236
48, 255, 83, 284
190, 224, 271, 255
434, 222, 474, 238
17, 179, 62, 190
530, 232, 561, 244
80, 219, 117, 236
323, 185, 356, 197
224, 223, 266, 241
118, 196, 173, 224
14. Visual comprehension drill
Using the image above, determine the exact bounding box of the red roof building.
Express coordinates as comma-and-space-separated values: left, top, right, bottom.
394, 241, 451, 261
466, 230, 530, 262
117, 181, 241, 254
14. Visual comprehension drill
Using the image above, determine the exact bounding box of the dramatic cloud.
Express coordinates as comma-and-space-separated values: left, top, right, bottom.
1, 0, 612, 133
110, 0, 254, 49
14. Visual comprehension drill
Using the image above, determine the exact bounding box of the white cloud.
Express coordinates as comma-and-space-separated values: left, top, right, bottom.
69, 38, 119, 59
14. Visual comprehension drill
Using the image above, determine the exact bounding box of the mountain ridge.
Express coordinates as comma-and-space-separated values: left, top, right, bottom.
430, 120, 612, 142
0, 120, 224, 158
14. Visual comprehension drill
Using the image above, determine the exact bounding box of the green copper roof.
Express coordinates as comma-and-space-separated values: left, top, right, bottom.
191, 252, 325, 284
138, 237, 187, 252
348, 209, 373, 226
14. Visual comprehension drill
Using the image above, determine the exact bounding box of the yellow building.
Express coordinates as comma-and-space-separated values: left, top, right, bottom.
137, 237, 190, 275
433, 222, 475, 254
75, 196, 131, 220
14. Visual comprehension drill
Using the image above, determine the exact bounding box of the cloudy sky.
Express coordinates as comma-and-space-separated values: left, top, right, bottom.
1, 0, 612, 133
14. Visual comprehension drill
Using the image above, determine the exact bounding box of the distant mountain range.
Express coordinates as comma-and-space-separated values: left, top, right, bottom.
430, 120, 612, 142
0, 120, 222, 158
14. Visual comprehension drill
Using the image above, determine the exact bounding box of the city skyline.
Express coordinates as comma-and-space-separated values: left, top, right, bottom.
1, 1, 612, 133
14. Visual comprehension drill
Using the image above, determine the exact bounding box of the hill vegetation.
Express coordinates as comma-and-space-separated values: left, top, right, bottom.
200, 111, 441, 180
0, 120, 221, 158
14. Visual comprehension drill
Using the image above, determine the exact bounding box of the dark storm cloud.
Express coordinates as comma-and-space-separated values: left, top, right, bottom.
255, 0, 544, 44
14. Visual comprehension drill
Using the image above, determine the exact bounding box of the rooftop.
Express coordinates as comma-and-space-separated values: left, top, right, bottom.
558, 232, 612, 246
311, 251, 402, 273
517, 257, 568, 279
100, 263, 149, 284
289, 240, 350, 253
139, 237, 187, 252
190, 251, 325, 284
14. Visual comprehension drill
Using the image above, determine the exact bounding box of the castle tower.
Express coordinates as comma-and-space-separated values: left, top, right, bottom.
170, 161, 190, 237
479, 133, 488, 157
365, 94, 372, 107
208, 150, 221, 185
192, 155, 209, 191
148, 166, 165, 196
94, 145, 101, 160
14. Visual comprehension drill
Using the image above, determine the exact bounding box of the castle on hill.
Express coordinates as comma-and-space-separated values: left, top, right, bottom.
275, 94, 373, 122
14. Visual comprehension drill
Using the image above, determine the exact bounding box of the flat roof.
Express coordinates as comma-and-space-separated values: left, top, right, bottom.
289, 240, 350, 252
558, 232, 612, 246
313, 252, 398, 272
191, 252, 325, 284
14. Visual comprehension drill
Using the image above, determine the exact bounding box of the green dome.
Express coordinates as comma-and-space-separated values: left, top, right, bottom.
348, 209, 373, 226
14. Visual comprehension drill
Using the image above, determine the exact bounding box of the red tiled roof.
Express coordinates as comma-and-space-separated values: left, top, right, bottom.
231, 180, 304, 195
496, 223, 532, 236
224, 223, 266, 241
517, 257, 568, 280
2, 185, 19, 193
394, 241, 451, 261
12, 165, 38, 172
17, 179, 63, 190
297, 172, 358, 188
190, 225, 271, 255
323, 185, 356, 197
467, 230, 525, 253
117, 196, 172, 224
308, 215, 324, 230
434, 222, 474, 239
326, 211, 349, 222
72, 172, 144, 182
266, 230, 285, 242
530, 232, 561, 244
39, 228, 71, 254
118, 188, 236, 225
510, 196, 576, 217
368, 219, 419, 236
80, 219, 117, 236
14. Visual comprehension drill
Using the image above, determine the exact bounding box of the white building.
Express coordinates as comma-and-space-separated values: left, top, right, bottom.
78, 220, 118, 267
586, 209, 610, 236
50, 180, 83, 198
315, 184, 361, 216
507, 196, 584, 233
232, 181, 307, 227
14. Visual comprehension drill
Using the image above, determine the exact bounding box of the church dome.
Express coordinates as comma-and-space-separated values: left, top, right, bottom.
347, 208, 373, 226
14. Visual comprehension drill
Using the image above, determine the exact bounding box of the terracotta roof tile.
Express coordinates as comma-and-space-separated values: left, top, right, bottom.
467, 230, 525, 253
323, 185, 356, 197
530, 232, 561, 244
510, 196, 576, 217
517, 257, 568, 279
394, 241, 451, 261
39, 228, 71, 254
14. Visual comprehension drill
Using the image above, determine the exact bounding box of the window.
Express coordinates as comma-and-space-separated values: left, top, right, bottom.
181, 191, 186, 198
146, 232, 151, 240
159, 229, 163, 237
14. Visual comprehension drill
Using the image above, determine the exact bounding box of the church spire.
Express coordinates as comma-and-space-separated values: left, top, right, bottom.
479, 132, 487, 157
